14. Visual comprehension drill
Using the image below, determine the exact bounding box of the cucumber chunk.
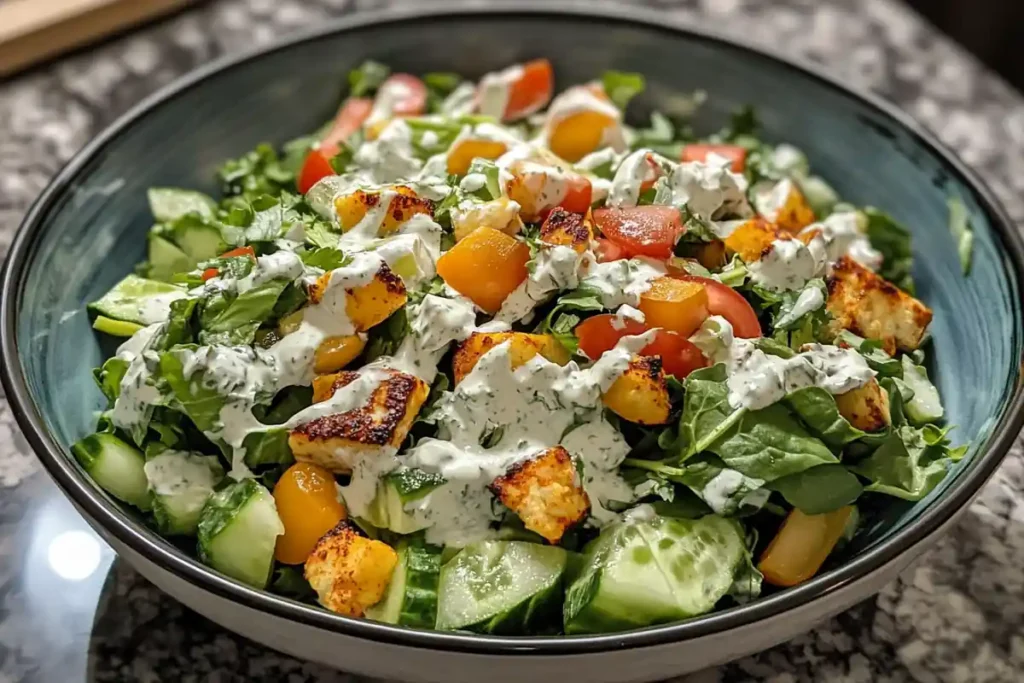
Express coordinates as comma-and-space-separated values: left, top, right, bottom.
901, 355, 944, 424
72, 433, 152, 510
148, 187, 216, 222
564, 514, 747, 634
88, 274, 188, 326
147, 235, 193, 281
145, 451, 224, 536
363, 470, 442, 534
92, 316, 144, 337
366, 537, 442, 628
172, 218, 227, 261
437, 540, 567, 634
198, 479, 283, 588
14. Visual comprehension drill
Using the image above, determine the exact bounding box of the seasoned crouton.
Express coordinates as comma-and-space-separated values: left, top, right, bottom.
334, 185, 433, 236
451, 196, 523, 242
540, 208, 593, 254
314, 335, 366, 374
290, 370, 429, 473
308, 261, 407, 332
305, 521, 398, 616
755, 178, 816, 234
723, 218, 784, 263
490, 446, 590, 543
835, 378, 891, 432
602, 356, 671, 425
826, 256, 932, 354
452, 332, 570, 384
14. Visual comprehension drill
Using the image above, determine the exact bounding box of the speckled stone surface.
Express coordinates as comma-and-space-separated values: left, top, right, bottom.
0, 0, 1022, 681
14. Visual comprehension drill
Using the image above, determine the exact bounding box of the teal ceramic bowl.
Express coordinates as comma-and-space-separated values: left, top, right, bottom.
2, 4, 1023, 682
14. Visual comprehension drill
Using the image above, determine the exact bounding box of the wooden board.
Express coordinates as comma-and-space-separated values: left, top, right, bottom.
0, 0, 198, 78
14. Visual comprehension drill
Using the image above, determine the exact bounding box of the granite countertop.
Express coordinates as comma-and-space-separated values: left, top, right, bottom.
0, 0, 1022, 681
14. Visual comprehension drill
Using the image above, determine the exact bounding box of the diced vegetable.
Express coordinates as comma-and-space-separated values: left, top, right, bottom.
147, 187, 216, 222
298, 149, 335, 194
670, 273, 762, 338
436, 540, 567, 633
88, 274, 187, 326
146, 451, 224, 536
366, 537, 443, 628
364, 476, 430, 534
488, 58, 554, 122
834, 378, 891, 433
377, 74, 428, 118
319, 97, 373, 156
575, 314, 707, 379
505, 156, 593, 220
436, 227, 530, 313
602, 356, 671, 425
564, 514, 747, 633
549, 109, 619, 163
71, 433, 152, 510
92, 316, 143, 337
901, 355, 944, 424
638, 276, 709, 337
592, 206, 683, 259
198, 479, 284, 588
309, 261, 408, 332
313, 334, 367, 374
681, 144, 747, 172
447, 138, 508, 175
453, 332, 569, 383
758, 506, 854, 587
539, 208, 593, 254
334, 186, 433, 236
273, 462, 346, 565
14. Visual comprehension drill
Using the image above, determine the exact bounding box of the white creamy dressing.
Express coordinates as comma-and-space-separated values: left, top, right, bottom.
399, 332, 653, 546
774, 285, 826, 329
690, 316, 874, 410
441, 82, 477, 117
541, 85, 626, 153
747, 237, 818, 292
606, 148, 662, 207
495, 245, 591, 323
354, 119, 422, 183
753, 178, 797, 224
476, 64, 522, 119
383, 294, 477, 382
365, 77, 416, 127
799, 211, 883, 272
494, 144, 574, 212
134, 290, 188, 325
701, 469, 768, 516
662, 153, 751, 220
609, 304, 645, 332
580, 257, 665, 309
144, 450, 222, 496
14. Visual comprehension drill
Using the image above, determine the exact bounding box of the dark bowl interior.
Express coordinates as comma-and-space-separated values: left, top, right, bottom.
3, 5, 1023, 654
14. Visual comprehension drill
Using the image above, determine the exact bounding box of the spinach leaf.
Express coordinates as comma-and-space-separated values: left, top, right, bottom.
947, 196, 974, 275
773, 279, 827, 331
465, 158, 503, 200
851, 425, 951, 501
863, 208, 915, 293
362, 307, 409, 363
677, 364, 732, 459
385, 467, 447, 503
301, 247, 349, 271
548, 312, 581, 356
243, 428, 293, 468
601, 70, 645, 110
148, 188, 216, 222
348, 60, 390, 97
93, 357, 129, 403
836, 330, 901, 377
785, 386, 865, 447
649, 490, 713, 519
536, 284, 605, 354
727, 532, 763, 604
270, 565, 315, 601
199, 279, 290, 346
152, 298, 198, 350
258, 386, 313, 425
158, 350, 225, 433
676, 453, 768, 515
768, 463, 863, 514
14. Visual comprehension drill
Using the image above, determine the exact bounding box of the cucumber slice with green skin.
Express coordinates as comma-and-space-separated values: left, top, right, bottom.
148, 187, 216, 222
563, 514, 747, 634
172, 217, 227, 262
88, 274, 188, 326
366, 538, 442, 628
364, 478, 430, 534
147, 234, 194, 281
900, 355, 944, 424
92, 316, 144, 337
437, 541, 567, 634
145, 451, 224, 536
71, 433, 152, 510
197, 479, 283, 588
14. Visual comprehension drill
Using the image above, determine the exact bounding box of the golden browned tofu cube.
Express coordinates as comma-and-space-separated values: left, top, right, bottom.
540, 208, 593, 254
452, 332, 570, 384
289, 370, 430, 473
835, 378, 891, 432
490, 446, 590, 543
304, 521, 398, 616
723, 218, 784, 263
602, 356, 671, 425
334, 185, 433, 236
826, 256, 932, 354
308, 261, 407, 332
756, 178, 816, 234
451, 196, 523, 242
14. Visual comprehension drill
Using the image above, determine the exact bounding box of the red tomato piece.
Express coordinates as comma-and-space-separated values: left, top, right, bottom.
319, 97, 373, 156
501, 59, 554, 121
576, 314, 708, 379
671, 273, 762, 338
681, 144, 748, 173
558, 175, 593, 214
297, 149, 336, 195
378, 73, 428, 117
202, 246, 257, 281
595, 238, 628, 262
592, 206, 684, 259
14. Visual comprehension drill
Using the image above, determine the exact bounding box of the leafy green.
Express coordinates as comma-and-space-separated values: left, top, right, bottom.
851, 425, 951, 501
385, 467, 447, 503
301, 247, 349, 271
93, 357, 129, 403
548, 312, 581, 356
900, 355, 944, 424
536, 284, 605, 355
242, 428, 293, 468
88, 275, 188, 326
258, 386, 313, 425
674, 454, 768, 515
199, 279, 290, 346
773, 279, 827, 331
217, 143, 292, 200
362, 307, 409, 363
303, 219, 341, 249
601, 70, 645, 110
836, 331, 901, 377
424, 72, 462, 93
863, 208, 914, 293
768, 464, 863, 514
148, 188, 216, 222
465, 158, 503, 200
158, 350, 226, 433
947, 196, 973, 275
270, 565, 315, 601
722, 105, 759, 141
348, 60, 390, 97
630, 112, 685, 157
784, 387, 865, 447
677, 364, 734, 459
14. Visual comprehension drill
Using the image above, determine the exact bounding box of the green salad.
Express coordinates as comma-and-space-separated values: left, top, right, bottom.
75, 58, 969, 635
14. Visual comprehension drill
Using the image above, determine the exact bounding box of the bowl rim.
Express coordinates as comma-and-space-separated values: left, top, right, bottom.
2, 0, 1023, 656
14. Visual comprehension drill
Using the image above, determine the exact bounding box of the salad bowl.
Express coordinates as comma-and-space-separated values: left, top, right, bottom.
2, 4, 1023, 682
